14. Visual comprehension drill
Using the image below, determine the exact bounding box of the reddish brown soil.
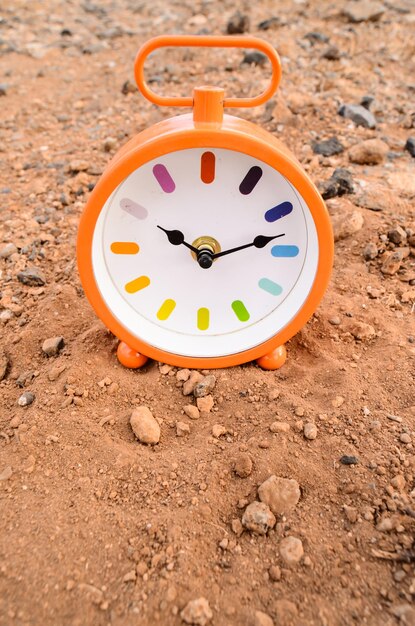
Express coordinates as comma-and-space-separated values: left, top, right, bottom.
1, 1, 414, 625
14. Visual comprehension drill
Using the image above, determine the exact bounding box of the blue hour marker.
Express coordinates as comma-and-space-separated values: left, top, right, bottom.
271, 245, 299, 257
258, 278, 283, 296
265, 201, 293, 223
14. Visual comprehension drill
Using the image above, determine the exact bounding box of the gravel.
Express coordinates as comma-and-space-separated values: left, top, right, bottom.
338, 103, 377, 129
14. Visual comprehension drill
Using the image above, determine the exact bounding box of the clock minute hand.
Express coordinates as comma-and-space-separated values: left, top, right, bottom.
157, 225, 199, 254
212, 233, 285, 260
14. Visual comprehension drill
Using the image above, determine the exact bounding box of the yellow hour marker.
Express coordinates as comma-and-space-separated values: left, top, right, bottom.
125, 275, 150, 294
157, 299, 176, 321
111, 242, 139, 254
197, 307, 210, 331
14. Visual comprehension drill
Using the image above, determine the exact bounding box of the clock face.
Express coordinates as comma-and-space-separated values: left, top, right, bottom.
92, 148, 318, 358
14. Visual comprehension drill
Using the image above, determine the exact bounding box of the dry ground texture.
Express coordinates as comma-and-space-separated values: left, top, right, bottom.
1, 0, 415, 625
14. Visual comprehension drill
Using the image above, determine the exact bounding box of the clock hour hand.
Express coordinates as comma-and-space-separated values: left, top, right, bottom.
212, 233, 285, 260
157, 225, 199, 254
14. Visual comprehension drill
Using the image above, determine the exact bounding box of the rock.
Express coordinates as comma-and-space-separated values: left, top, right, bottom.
338, 104, 376, 129
400, 433, 411, 444
340, 455, 358, 465
18, 391, 35, 407
69, 159, 88, 173
0, 466, 13, 481
121, 80, 136, 95
233, 452, 252, 478
363, 242, 378, 260
303, 423, 318, 440
0, 242, 17, 258
122, 570, 136, 583
242, 501, 276, 535
376, 516, 394, 532
0, 310, 14, 324
390, 604, 415, 624
269, 565, 281, 581
381, 251, 404, 275
344, 505, 358, 523
48, 364, 66, 381
274, 600, 298, 626
17, 267, 46, 286
270, 421, 290, 433
391, 475, 406, 491
347, 321, 376, 341
279, 536, 304, 566
177, 368, 190, 382
258, 475, 301, 515
196, 395, 214, 413
231, 518, 244, 536
320, 168, 354, 199
42, 336, 64, 356
226, 11, 250, 34
183, 405, 200, 420
180, 597, 213, 626
258, 17, 280, 31
130, 406, 160, 445
16, 371, 35, 388
304, 31, 329, 44
348, 139, 388, 165
343, 1, 385, 23
332, 396, 345, 408
212, 424, 226, 438
0, 349, 9, 381
242, 51, 267, 67
193, 375, 216, 398
312, 136, 344, 156
176, 421, 190, 437
183, 371, 204, 396
388, 226, 407, 245
0, 84, 8, 96
254, 610, 274, 626
331, 210, 364, 241
405, 137, 415, 158
322, 46, 341, 60
103, 137, 117, 152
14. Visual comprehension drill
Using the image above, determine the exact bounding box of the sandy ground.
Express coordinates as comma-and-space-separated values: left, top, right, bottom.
1, 1, 415, 625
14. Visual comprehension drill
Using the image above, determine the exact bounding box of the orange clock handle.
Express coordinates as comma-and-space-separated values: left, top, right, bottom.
134, 35, 281, 108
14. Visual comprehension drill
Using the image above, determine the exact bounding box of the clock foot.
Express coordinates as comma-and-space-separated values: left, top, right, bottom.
256, 345, 287, 370
117, 342, 148, 369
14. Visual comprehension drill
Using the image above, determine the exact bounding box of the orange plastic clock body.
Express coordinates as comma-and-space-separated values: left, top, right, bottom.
77, 36, 333, 370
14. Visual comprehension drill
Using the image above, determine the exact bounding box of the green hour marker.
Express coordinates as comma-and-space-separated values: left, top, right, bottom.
231, 300, 250, 322
197, 308, 209, 331
157, 299, 176, 321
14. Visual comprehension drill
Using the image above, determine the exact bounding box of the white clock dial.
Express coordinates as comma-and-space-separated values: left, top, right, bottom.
92, 148, 318, 358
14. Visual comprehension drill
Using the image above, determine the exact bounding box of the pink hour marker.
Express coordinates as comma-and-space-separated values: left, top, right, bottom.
153, 164, 176, 193
120, 198, 148, 219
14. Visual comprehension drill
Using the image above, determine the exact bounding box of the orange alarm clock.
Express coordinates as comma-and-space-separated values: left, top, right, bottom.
77, 35, 333, 370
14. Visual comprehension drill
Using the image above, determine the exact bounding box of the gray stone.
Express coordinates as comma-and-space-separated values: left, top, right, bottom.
312, 136, 344, 156
363, 242, 378, 260
405, 137, 415, 158
17, 267, 46, 286
0, 243, 17, 259
226, 11, 250, 34
0, 84, 8, 96
338, 104, 376, 129
320, 168, 354, 199
18, 391, 35, 407
242, 51, 267, 67
242, 501, 276, 534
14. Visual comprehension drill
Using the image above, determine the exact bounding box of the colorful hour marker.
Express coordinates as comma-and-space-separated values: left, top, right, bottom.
265, 201, 293, 223
120, 198, 148, 219
153, 164, 175, 193
239, 166, 263, 195
201, 151, 215, 184
231, 300, 250, 322
258, 278, 283, 296
125, 275, 150, 294
271, 245, 299, 257
110, 242, 139, 254
157, 299, 176, 321
197, 307, 210, 331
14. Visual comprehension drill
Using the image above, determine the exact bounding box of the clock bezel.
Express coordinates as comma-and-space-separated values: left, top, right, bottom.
77, 114, 333, 368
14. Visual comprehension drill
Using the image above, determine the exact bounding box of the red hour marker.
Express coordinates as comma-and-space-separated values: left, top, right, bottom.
201, 151, 215, 184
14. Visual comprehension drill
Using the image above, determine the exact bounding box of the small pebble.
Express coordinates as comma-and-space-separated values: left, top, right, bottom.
269, 565, 281, 581
0, 242, 17, 258
348, 138, 388, 164
388, 226, 407, 245
279, 536, 304, 566
176, 421, 190, 437
363, 242, 378, 260
183, 405, 200, 420
18, 391, 35, 407
242, 51, 267, 67
226, 11, 250, 34
269, 421, 290, 433
340, 455, 358, 465
42, 336, 64, 356
312, 136, 344, 156
258, 475, 301, 515
405, 137, 415, 158
399, 433, 411, 444
320, 168, 354, 199
17, 267, 46, 286
212, 424, 226, 438
193, 375, 216, 398
0, 349, 9, 381
254, 610, 274, 626
196, 395, 214, 413
103, 136, 117, 152
303, 422, 318, 440
0, 466, 13, 481
242, 501, 276, 535
233, 452, 252, 478
180, 597, 213, 626
130, 406, 160, 445
183, 372, 204, 396
338, 103, 376, 128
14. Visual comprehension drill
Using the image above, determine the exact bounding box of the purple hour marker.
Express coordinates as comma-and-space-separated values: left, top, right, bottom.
120, 198, 148, 219
239, 166, 263, 195
265, 201, 293, 223
153, 164, 176, 193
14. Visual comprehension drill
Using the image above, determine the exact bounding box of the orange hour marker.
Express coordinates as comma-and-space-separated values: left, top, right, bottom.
125, 275, 150, 294
110, 242, 140, 254
200, 151, 215, 184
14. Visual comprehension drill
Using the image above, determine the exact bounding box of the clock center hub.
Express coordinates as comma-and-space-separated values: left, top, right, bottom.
192, 235, 221, 270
